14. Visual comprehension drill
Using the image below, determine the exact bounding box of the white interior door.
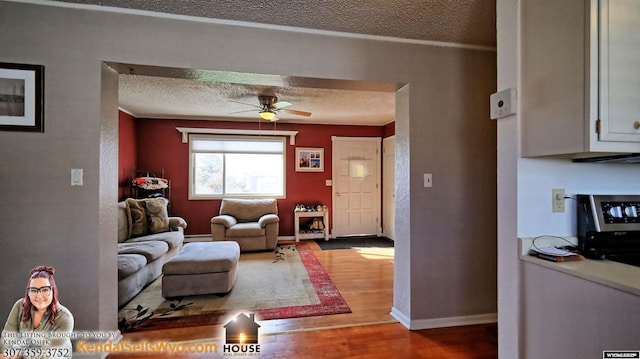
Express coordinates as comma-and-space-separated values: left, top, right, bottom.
332, 136, 381, 237
382, 136, 395, 240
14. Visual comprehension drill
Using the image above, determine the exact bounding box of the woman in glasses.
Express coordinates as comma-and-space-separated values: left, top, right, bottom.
1, 265, 74, 358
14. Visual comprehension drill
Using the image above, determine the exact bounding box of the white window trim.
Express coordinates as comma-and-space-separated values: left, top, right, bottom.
188, 134, 287, 200
177, 127, 299, 145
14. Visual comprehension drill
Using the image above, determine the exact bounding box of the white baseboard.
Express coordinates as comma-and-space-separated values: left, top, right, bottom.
184, 234, 210, 239
183, 234, 211, 242
390, 307, 411, 328
278, 236, 296, 241
391, 307, 497, 330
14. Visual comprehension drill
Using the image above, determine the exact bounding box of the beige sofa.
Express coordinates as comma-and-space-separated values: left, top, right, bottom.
210, 198, 279, 251
117, 198, 187, 307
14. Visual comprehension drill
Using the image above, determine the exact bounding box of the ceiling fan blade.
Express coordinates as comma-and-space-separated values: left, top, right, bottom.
228, 109, 258, 114
272, 101, 292, 110
228, 100, 261, 109
284, 109, 312, 117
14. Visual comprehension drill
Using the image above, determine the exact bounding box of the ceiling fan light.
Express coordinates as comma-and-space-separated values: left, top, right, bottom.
259, 111, 276, 120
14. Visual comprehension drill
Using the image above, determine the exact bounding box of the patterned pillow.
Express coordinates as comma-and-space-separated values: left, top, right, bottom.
117, 201, 129, 242
144, 198, 170, 234
126, 198, 148, 238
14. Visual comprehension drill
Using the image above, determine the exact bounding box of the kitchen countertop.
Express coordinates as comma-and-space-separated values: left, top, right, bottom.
519, 236, 640, 297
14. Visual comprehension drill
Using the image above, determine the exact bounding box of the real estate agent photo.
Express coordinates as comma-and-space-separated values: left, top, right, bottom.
1, 266, 74, 359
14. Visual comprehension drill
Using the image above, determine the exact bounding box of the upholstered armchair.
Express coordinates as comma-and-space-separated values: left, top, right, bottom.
211, 198, 279, 251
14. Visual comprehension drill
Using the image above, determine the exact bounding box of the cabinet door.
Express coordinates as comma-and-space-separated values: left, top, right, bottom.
599, 0, 640, 142
520, 0, 590, 157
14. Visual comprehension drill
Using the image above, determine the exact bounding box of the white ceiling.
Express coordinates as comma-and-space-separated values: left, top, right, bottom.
111, 65, 403, 126
53, 0, 496, 125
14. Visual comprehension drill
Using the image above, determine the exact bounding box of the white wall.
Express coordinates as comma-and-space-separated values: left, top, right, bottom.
496, 0, 520, 356
0, 1, 497, 332
497, 0, 640, 357
518, 159, 640, 236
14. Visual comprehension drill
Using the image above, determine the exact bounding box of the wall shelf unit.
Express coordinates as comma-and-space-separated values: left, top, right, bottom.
130, 169, 171, 207
294, 210, 329, 242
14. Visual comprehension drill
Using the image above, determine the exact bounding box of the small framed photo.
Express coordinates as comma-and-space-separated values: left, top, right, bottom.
296, 147, 324, 172
0, 62, 44, 132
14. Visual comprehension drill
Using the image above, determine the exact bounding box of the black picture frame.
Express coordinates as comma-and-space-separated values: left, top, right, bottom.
0, 62, 44, 132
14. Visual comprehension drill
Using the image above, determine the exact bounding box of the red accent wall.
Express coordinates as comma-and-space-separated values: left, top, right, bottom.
118, 111, 137, 201
122, 115, 393, 236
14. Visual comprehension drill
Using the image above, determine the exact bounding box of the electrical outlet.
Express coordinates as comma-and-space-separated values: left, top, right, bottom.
552, 189, 565, 213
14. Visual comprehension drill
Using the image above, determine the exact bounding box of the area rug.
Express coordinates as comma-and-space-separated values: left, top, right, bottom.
315, 236, 394, 250
118, 243, 350, 333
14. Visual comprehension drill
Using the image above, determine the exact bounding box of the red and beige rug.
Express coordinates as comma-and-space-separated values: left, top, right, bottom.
118, 243, 350, 333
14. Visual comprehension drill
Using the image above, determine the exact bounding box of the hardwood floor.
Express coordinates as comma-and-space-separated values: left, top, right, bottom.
107, 240, 497, 358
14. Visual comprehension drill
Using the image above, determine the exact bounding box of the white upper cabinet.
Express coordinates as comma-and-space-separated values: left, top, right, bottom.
521, 0, 640, 157
600, 0, 640, 143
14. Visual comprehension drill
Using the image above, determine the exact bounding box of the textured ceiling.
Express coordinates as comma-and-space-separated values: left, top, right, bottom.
54, 0, 496, 46
112, 64, 401, 125
51, 0, 496, 125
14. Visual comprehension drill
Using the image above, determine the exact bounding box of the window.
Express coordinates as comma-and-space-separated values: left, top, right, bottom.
189, 135, 286, 199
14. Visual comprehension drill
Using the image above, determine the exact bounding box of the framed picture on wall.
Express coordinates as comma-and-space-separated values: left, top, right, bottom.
0, 62, 44, 132
296, 147, 324, 172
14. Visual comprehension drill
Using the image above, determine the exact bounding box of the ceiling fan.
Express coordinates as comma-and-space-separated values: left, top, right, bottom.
230, 95, 312, 121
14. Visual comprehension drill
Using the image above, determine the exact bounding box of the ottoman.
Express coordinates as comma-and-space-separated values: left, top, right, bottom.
162, 241, 240, 298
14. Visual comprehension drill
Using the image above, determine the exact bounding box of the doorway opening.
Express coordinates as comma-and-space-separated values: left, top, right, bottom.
107, 62, 408, 334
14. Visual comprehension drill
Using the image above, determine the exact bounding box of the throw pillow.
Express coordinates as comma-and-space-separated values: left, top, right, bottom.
144, 198, 170, 234
117, 201, 130, 242
126, 198, 148, 238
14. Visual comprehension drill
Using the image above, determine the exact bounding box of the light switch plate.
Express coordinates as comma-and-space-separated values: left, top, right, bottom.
424, 173, 432, 188
71, 168, 83, 186
490, 88, 517, 119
